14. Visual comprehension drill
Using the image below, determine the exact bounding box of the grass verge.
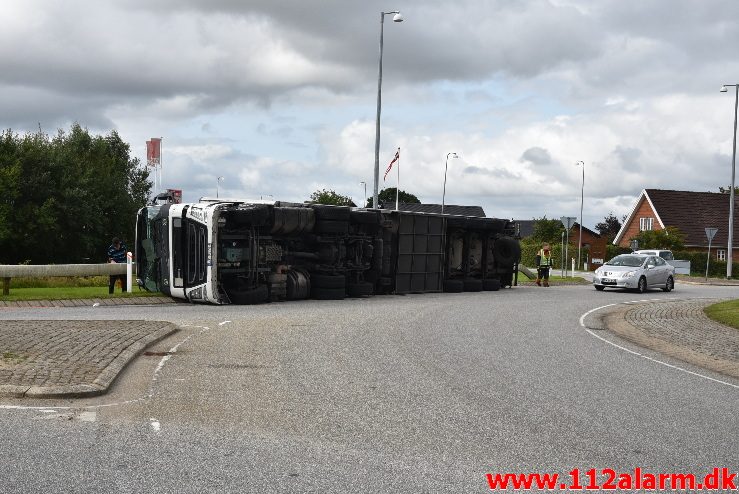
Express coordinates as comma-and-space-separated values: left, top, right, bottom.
704, 299, 739, 330
0, 286, 164, 302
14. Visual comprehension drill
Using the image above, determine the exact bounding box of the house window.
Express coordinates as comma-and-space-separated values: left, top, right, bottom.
717, 249, 726, 261
639, 217, 653, 231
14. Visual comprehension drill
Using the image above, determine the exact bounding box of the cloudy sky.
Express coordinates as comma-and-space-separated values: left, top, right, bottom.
3, 0, 739, 228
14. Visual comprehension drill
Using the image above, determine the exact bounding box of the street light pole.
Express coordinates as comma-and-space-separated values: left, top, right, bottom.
359, 181, 367, 208
721, 84, 738, 278
442, 152, 458, 215
576, 161, 585, 271
217, 176, 224, 198
373, 11, 403, 209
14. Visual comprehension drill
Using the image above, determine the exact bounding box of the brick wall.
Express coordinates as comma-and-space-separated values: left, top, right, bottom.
617, 197, 660, 248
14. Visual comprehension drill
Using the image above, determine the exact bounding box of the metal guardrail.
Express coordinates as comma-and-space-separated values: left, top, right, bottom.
0, 263, 129, 295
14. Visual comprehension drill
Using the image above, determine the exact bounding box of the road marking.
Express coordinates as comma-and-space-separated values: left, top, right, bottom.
581, 303, 739, 390
150, 417, 161, 432
218, 320, 231, 326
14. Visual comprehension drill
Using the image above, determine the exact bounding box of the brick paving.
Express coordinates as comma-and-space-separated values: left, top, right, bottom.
0, 319, 178, 398
603, 299, 739, 379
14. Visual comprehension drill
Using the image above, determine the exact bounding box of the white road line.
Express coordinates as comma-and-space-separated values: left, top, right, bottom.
581, 303, 739, 390
150, 417, 161, 432
218, 320, 231, 326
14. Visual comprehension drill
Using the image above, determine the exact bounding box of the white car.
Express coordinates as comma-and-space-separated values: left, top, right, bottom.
633, 249, 674, 261
593, 254, 675, 293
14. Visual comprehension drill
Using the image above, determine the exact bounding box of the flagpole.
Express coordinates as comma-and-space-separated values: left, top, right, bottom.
159, 137, 163, 192
395, 147, 400, 211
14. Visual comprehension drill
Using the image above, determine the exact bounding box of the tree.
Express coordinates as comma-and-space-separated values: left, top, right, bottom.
719, 185, 739, 194
595, 212, 624, 243
367, 187, 420, 208
309, 189, 355, 206
531, 216, 565, 245
0, 124, 151, 264
630, 226, 685, 250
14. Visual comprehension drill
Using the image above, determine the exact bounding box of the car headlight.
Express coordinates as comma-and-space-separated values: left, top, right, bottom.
623, 270, 636, 278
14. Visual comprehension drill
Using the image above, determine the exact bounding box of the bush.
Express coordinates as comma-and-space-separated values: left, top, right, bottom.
520, 238, 588, 269
673, 251, 727, 277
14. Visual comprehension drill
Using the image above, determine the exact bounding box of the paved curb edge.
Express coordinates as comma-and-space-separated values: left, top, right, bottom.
4, 323, 180, 399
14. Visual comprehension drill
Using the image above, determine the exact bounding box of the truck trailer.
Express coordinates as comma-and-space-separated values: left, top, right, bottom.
135, 198, 521, 304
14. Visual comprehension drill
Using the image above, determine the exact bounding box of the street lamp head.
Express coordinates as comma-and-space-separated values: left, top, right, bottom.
721, 85, 729, 93
392, 12, 404, 22
447, 152, 458, 159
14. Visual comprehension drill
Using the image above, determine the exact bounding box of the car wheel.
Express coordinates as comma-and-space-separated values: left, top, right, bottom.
594, 285, 605, 291
637, 276, 647, 293
662, 275, 674, 292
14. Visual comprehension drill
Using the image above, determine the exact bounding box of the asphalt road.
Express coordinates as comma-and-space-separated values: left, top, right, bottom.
0, 282, 737, 492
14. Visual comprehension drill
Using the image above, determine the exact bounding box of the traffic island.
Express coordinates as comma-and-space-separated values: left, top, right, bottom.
0, 320, 178, 398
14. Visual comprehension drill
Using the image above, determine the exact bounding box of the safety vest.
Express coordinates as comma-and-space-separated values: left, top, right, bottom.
538, 249, 552, 267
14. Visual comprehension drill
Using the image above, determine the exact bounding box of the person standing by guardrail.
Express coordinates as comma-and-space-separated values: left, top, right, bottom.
107, 237, 128, 293
535, 242, 554, 287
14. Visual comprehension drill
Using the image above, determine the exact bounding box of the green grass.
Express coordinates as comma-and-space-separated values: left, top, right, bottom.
704, 299, 739, 330
1, 285, 163, 301
0, 276, 164, 301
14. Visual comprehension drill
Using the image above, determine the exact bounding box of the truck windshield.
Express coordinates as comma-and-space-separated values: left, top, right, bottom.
136, 205, 167, 292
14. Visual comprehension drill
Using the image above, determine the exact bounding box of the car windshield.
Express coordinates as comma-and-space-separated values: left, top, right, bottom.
605, 255, 645, 267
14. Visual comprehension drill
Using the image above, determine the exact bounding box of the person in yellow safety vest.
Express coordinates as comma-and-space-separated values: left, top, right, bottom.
535, 242, 554, 287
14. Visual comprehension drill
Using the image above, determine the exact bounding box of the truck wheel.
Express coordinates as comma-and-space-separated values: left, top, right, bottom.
310, 274, 346, 289
228, 285, 268, 305
311, 287, 346, 300
350, 210, 381, 225
500, 272, 513, 287
312, 205, 350, 221
286, 269, 310, 300
444, 279, 464, 293
230, 205, 270, 227
271, 207, 302, 235
494, 236, 521, 266
347, 281, 374, 297
463, 278, 483, 292
482, 279, 501, 291
314, 220, 349, 234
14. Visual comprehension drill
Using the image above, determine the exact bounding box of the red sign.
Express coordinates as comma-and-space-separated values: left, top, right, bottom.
167, 189, 182, 204
146, 138, 161, 166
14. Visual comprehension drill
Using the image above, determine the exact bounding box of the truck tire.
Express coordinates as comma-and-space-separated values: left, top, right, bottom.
444, 279, 464, 293
463, 278, 483, 292
228, 284, 268, 305
286, 269, 310, 300
311, 287, 346, 300
500, 272, 513, 288
310, 274, 346, 289
347, 281, 374, 298
315, 220, 349, 234
494, 236, 521, 266
482, 279, 501, 291
312, 205, 350, 221
350, 210, 381, 225
271, 208, 302, 235
446, 217, 468, 229
231, 205, 270, 227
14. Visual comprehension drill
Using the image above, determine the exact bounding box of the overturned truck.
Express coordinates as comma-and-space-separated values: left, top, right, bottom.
135, 199, 520, 304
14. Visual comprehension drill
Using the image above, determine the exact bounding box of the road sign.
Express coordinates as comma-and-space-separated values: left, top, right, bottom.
705, 228, 718, 279
560, 216, 576, 229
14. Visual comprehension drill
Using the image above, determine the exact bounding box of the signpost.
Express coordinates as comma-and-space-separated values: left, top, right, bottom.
705, 227, 718, 280
561, 216, 577, 277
